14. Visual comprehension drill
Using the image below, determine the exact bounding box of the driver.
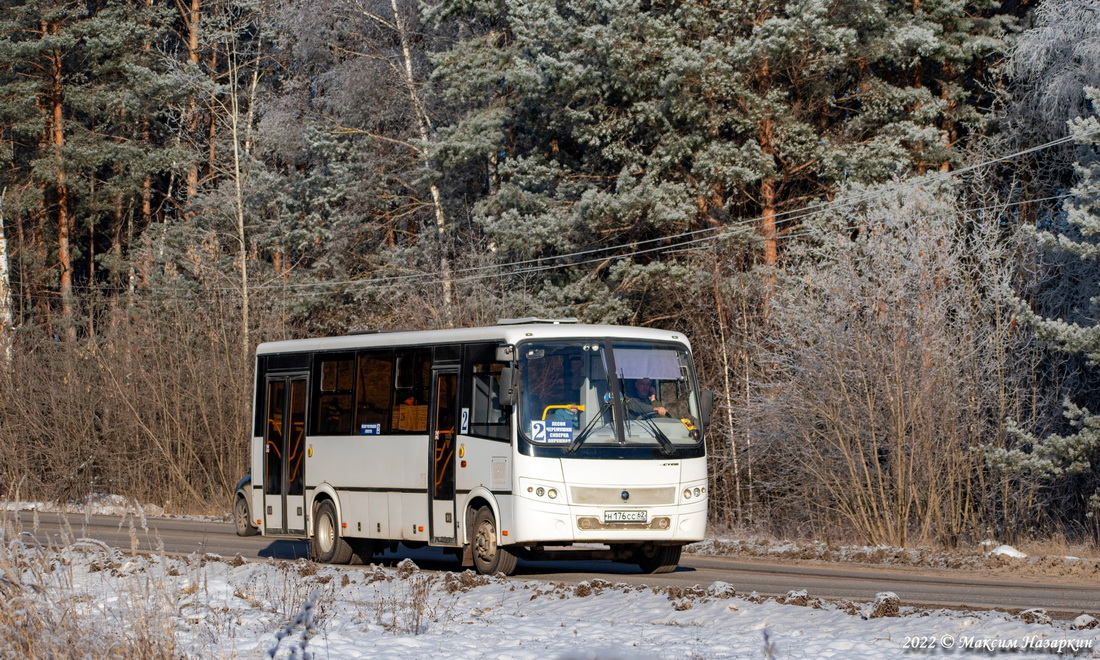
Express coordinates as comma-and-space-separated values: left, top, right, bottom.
627, 378, 670, 417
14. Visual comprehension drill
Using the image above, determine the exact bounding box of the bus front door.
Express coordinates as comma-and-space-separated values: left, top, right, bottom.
263, 375, 307, 535
429, 369, 458, 544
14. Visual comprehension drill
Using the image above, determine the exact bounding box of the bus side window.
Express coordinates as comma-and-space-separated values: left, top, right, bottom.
470, 367, 510, 441
393, 349, 430, 433
356, 351, 393, 435
314, 355, 354, 435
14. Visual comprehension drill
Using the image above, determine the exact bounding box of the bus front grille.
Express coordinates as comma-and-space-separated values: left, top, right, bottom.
570, 487, 676, 505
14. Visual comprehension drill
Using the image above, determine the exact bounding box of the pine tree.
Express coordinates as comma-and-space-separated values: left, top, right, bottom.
1000, 88, 1100, 528
0, 0, 186, 336
427, 0, 1014, 322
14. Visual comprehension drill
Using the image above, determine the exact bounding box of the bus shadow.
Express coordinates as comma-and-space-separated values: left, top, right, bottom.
370, 544, 697, 576
257, 539, 311, 560
514, 560, 697, 576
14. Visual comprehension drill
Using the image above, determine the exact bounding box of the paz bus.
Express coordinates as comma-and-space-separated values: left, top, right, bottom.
234, 319, 713, 575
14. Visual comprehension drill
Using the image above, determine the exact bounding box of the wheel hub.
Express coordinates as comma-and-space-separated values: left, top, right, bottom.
475, 523, 496, 562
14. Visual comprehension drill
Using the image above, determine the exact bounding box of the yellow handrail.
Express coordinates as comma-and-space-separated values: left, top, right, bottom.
542, 404, 585, 420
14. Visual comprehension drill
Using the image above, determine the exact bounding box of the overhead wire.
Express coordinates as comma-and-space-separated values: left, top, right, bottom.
206, 191, 1072, 302
231, 134, 1079, 294
5, 134, 1080, 305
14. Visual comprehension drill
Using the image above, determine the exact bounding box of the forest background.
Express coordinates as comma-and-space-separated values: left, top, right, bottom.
1, 0, 1099, 548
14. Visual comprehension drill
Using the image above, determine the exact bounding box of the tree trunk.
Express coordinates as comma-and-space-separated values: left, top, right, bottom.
48, 39, 76, 342
183, 0, 201, 219
760, 177, 778, 269
0, 187, 13, 371
389, 0, 453, 322
711, 255, 742, 524
228, 62, 257, 358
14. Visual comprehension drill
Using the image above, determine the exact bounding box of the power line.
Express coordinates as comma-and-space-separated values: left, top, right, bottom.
6, 135, 1080, 303
181, 191, 1072, 302
235, 134, 1080, 294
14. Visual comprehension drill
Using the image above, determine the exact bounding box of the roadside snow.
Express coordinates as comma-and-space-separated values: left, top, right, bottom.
688, 536, 1100, 580
1, 540, 1097, 660
2, 493, 166, 517
991, 545, 1028, 559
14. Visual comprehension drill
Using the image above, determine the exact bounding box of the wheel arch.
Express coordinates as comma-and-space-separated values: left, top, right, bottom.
461, 487, 500, 545
233, 475, 252, 516
308, 483, 340, 538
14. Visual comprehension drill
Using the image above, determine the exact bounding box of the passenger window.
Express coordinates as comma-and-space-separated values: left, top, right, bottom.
356, 352, 393, 435
314, 355, 354, 435
470, 362, 509, 440
392, 349, 430, 433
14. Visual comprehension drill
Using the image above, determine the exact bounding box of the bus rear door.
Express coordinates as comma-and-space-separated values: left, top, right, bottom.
263, 374, 307, 534
429, 368, 458, 544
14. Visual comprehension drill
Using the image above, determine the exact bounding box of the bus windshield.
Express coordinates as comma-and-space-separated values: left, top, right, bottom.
519, 341, 702, 451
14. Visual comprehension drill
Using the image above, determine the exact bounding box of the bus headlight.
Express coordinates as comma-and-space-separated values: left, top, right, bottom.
683, 488, 692, 500
536, 487, 545, 497
548, 488, 558, 499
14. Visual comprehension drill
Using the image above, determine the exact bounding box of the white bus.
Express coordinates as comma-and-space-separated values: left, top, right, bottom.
235, 319, 713, 574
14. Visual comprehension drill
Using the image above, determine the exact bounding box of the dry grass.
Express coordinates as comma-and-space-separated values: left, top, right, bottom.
0, 508, 180, 659
1014, 535, 1100, 560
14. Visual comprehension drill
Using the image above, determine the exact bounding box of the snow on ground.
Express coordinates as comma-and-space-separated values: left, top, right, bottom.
688, 537, 1100, 580
991, 545, 1029, 559
3, 493, 167, 517
0, 533, 1097, 660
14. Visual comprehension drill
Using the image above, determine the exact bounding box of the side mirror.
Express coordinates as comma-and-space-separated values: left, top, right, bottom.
498, 367, 519, 407
700, 390, 715, 428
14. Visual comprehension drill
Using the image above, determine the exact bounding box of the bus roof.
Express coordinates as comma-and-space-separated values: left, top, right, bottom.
256, 323, 692, 356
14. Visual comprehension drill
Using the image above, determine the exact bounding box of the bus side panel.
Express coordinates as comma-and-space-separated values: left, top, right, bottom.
335, 491, 370, 537
399, 492, 429, 541
305, 434, 428, 541
369, 493, 389, 538
251, 434, 264, 532
454, 436, 511, 494
454, 435, 512, 542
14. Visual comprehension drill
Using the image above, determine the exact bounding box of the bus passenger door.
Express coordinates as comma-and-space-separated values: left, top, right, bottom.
264, 375, 308, 535
429, 369, 458, 544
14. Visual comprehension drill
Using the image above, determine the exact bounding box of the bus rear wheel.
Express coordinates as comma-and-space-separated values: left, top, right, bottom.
635, 543, 681, 574
312, 500, 354, 564
233, 495, 258, 537
470, 506, 518, 576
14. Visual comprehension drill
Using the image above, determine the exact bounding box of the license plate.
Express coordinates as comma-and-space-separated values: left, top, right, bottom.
603, 510, 647, 523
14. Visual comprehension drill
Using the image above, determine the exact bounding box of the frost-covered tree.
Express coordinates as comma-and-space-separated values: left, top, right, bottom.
1010, 0, 1100, 142
427, 0, 1014, 323
998, 0, 1100, 225
745, 177, 1035, 545
998, 88, 1100, 532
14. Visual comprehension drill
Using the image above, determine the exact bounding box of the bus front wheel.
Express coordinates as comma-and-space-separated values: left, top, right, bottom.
312, 500, 354, 564
635, 543, 681, 574
470, 506, 518, 576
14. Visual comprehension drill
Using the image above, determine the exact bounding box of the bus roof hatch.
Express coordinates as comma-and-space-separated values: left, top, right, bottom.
496, 317, 579, 326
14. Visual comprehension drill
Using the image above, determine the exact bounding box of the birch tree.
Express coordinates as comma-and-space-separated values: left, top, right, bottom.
0, 187, 12, 370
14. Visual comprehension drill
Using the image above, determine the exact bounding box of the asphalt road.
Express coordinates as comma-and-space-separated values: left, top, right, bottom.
7, 510, 1098, 615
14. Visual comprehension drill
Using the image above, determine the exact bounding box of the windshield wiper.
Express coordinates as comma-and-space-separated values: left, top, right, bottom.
565, 398, 613, 454
632, 412, 677, 456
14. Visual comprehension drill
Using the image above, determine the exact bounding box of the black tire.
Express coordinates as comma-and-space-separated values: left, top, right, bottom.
312, 500, 354, 564
233, 495, 258, 537
470, 506, 518, 576
635, 544, 681, 574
